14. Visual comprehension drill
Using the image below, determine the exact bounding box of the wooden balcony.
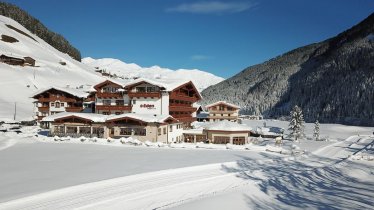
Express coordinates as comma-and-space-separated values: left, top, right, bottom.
208, 110, 238, 114
96, 92, 123, 98
169, 106, 197, 112
128, 92, 161, 98
96, 105, 132, 111
38, 106, 49, 112
174, 117, 197, 123
208, 116, 238, 120
37, 96, 78, 103
65, 107, 84, 112
169, 92, 198, 103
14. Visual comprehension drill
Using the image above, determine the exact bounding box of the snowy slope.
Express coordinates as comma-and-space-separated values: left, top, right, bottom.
0, 15, 104, 120
82, 57, 225, 92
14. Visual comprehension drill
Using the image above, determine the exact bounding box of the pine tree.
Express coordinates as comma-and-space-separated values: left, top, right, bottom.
313, 120, 320, 141
288, 105, 305, 141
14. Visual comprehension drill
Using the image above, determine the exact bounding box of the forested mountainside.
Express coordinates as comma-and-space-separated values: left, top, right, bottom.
202, 13, 374, 126
0, 2, 81, 61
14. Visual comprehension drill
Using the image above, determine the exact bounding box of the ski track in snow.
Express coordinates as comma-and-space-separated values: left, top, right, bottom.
0, 162, 252, 210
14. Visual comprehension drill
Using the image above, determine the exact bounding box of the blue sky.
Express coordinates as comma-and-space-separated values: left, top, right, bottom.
4, 0, 374, 78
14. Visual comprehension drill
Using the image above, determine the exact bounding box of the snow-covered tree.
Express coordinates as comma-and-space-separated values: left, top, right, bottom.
313, 120, 320, 141
288, 105, 305, 141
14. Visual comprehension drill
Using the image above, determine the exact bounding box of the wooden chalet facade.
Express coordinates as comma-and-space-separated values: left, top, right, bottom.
206, 101, 240, 122
0, 54, 35, 66
32, 87, 88, 121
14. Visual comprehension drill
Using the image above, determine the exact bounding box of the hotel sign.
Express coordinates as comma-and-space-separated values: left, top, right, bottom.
140, 104, 155, 109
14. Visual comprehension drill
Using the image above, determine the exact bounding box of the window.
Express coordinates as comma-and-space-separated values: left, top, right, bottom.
66, 126, 78, 134
132, 100, 136, 105
51, 102, 55, 107
79, 127, 91, 134
163, 127, 166, 134
219, 105, 224, 111
102, 112, 110, 115
228, 114, 231, 117
54, 126, 64, 133
221, 114, 224, 117
115, 112, 122, 115
103, 100, 111, 105
120, 128, 132, 135
55, 102, 60, 108
213, 136, 230, 144
169, 125, 173, 132
111, 128, 115, 135
233, 137, 246, 145
134, 128, 146, 136
116, 100, 124, 106
61, 103, 64, 107
147, 87, 156, 92
158, 128, 161, 136
136, 87, 146, 92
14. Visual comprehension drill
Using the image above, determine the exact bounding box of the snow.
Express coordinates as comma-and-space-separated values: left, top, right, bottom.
0, 123, 373, 209
41, 112, 108, 123
82, 57, 224, 91
106, 113, 175, 123
202, 120, 252, 131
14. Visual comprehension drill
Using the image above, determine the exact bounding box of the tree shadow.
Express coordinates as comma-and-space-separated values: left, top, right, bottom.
222, 153, 374, 209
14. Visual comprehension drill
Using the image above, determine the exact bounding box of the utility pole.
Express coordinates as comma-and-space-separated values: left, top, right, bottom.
14, 102, 16, 121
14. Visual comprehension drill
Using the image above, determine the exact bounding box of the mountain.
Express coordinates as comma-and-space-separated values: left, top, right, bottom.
0, 14, 223, 120
0, 15, 103, 120
0, 2, 81, 61
202, 13, 374, 126
82, 57, 224, 92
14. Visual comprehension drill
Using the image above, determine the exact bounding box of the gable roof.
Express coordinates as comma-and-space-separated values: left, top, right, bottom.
41, 112, 108, 123
106, 113, 177, 124
93, 79, 124, 90
31, 86, 89, 99
205, 101, 240, 109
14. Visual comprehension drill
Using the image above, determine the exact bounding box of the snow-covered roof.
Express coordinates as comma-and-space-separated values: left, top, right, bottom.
203, 120, 252, 132
182, 128, 204, 134
0, 52, 25, 60
205, 101, 240, 109
42, 112, 108, 123
32, 86, 89, 98
125, 78, 191, 91
254, 126, 284, 136
107, 113, 175, 123
94, 79, 124, 89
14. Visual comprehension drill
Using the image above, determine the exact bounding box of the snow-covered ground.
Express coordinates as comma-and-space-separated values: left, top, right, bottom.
0, 121, 373, 209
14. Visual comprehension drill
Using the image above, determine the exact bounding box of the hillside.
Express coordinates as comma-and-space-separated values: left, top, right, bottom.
0, 15, 103, 120
82, 57, 224, 92
202, 13, 374, 126
0, 2, 81, 61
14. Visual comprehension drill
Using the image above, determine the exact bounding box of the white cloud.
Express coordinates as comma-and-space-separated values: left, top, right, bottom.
166, 1, 253, 14
191, 55, 213, 60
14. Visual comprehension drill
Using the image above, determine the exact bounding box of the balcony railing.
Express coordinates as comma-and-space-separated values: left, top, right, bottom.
128, 92, 161, 98
208, 116, 238, 120
65, 107, 84, 112
38, 106, 49, 112
169, 92, 198, 102
169, 106, 197, 112
37, 96, 77, 102
96, 92, 123, 98
173, 117, 197, 123
208, 110, 237, 114
96, 105, 132, 111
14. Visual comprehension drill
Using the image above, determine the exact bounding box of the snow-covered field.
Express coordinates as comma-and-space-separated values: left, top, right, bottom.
0, 121, 373, 209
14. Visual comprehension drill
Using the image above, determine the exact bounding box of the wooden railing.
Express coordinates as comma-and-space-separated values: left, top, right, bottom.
208, 110, 237, 114
38, 106, 49, 112
169, 92, 198, 102
65, 107, 84, 112
37, 96, 77, 102
128, 92, 161, 98
208, 116, 238, 120
96, 92, 123, 98
169, 106, 197, 112
96, 105, 132, 111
